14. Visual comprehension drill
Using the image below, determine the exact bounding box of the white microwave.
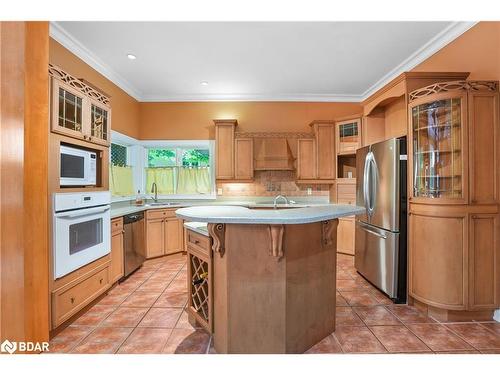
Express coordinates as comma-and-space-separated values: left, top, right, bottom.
60, 145, 97, 186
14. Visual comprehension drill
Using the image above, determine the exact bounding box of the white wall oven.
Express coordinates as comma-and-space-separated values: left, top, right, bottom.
53, 192, 111, 279
60, 145, 97, 186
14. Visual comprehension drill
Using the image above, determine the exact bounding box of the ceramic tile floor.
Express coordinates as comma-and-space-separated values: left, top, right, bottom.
49, 253, 500, 354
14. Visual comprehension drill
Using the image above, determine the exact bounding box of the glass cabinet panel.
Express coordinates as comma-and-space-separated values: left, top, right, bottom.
338, 120, 360, 154
58, 87, 83, 132
91, 103, 109, 142
412, 98, 463, 198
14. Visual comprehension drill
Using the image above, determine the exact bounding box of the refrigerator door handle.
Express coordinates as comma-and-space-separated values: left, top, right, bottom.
363, 152, 371, 217
369, 155, 378, 215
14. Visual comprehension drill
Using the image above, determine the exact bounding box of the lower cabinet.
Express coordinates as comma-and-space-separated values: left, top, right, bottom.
337, 217, 355, 255
409, 205, 500, 318
333, 180, 356, 255
51, 261, 111, 328
110, 217, 124, 284
145, 209, 184, 258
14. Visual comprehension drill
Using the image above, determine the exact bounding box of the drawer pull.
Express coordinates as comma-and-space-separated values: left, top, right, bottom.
70, 297, 75, 304
99, 278, 103, 284
194, 239, 200, 244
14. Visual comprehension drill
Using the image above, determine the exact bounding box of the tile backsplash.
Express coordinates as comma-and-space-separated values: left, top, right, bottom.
217, 170, 330, 197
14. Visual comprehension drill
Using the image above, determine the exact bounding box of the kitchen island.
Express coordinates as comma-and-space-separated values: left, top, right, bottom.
176, 204, 364, 354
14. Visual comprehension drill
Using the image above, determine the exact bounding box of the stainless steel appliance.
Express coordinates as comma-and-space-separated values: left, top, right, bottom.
60, 145, 97, 186
122, 212, 145, 278
53, 191, 111, 278
355, 136, 407, 303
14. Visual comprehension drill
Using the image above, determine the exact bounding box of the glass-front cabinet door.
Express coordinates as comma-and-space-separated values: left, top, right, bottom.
410, 93, 466, 202
337, 118, 361, 155
89, 99, 111, 146
50, 75, 111, 147
51, 79, 88, 140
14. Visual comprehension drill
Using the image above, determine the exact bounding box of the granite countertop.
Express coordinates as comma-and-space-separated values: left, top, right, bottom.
175, 204, 364, 225
110, 200, 331, 219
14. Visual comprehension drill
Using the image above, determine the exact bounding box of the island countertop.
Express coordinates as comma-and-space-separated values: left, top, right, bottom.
175, 204, 364, 224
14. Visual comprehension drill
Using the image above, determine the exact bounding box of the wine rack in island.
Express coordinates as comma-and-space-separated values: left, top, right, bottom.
408, 80, 500, 322
185, 228, 213, 333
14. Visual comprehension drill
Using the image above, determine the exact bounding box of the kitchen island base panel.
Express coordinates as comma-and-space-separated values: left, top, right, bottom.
213, 220, 338, 354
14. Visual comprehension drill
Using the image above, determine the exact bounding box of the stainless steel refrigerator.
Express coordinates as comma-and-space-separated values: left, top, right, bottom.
355, 136, 407, 303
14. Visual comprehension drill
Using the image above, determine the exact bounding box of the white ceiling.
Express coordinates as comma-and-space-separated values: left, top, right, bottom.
50, 21, 475, 102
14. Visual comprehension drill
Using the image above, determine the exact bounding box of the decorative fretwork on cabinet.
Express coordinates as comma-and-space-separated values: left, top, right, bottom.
49, 64, 111, 147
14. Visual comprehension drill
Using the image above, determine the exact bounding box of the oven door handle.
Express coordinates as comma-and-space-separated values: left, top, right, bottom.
54, 205, 110, 218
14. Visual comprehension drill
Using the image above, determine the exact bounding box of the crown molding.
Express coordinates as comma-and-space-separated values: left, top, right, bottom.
360, 21, 477, 101
50, 21, 477, 103
49, 21, 143, 100
139, 93, 363, 102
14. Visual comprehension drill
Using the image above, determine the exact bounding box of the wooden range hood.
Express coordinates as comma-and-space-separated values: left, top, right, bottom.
253, 137, 295, 171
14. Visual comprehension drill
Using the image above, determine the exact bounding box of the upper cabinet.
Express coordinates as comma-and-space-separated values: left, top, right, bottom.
410, 93, 466, 201
234, 138, 254, 180
312, 121, 336, 180
295, 122, 336, 183
49, 64, 111, 147
296, 138, 316, 180
214, 119, 237, 180
408, 80, 499, 205
336, 118, 361, 155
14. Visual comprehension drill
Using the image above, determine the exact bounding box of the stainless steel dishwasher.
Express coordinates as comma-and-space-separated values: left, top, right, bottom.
122, 212, 145, 279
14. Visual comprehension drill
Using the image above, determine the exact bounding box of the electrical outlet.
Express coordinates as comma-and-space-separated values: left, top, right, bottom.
307, 187, 312, 195
217, 188, 223, 195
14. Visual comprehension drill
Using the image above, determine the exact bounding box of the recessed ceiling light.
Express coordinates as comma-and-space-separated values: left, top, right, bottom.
127, 54, 137, 60
200, 81, 209, 86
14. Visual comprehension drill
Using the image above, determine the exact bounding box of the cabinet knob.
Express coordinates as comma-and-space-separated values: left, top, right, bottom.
70, 297, 75, 304
99, 278, 103, 284
194, 240, 200, 244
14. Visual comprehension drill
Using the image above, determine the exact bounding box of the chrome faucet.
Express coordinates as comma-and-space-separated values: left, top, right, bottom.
273, 194, 289, 209
151, 182, 158, 203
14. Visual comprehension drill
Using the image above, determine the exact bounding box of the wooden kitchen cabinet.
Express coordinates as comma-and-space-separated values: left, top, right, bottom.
332, 180, 356, 256
234, 138, 254, 180
110, 217, 124, 284
49, 65, 111, 147
337, 217, 355, 255
145, 209, 184, 258
408, 80, 500, 321
214, 119, 237, 179
51, 262, 110, 328
337, 118, 361, 155
296, 138, 317, 180
165, 217, 184, 254
296, 122, 336, 183
311, 121, 336, 180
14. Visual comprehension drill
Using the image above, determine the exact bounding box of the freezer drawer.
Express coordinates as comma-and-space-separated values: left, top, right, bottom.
354, 221, 399, 298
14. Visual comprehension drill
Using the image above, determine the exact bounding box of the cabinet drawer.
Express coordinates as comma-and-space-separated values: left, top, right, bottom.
52, 264, 110, 328
186, 230, 210, 256
111, 217, 123, 235
147, 209, 176, 220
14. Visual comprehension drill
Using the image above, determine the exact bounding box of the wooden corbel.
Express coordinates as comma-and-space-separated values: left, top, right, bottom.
208, 223, 225, 257
322, 220, 336, 247
268, 224, 285, 260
